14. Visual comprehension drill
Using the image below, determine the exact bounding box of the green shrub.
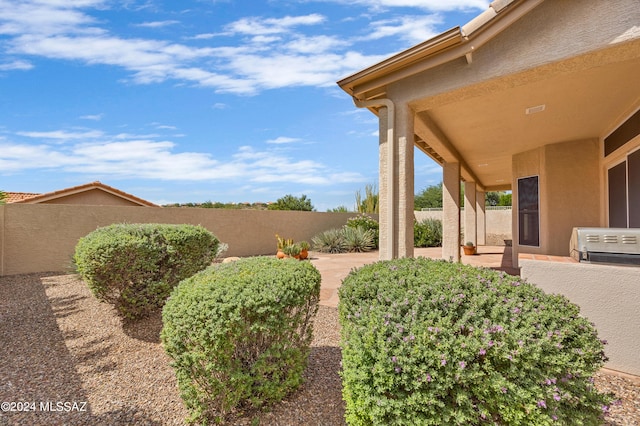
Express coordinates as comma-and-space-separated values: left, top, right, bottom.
161, 257, 321, 424
312, 228, 346, 253
346, 214, 379, 248
342, 226, 376, 253
74, 223, 219, 320
339, 258, 613, 425
414, 218, 443, 247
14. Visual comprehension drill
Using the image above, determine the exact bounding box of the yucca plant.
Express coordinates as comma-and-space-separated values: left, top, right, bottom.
342, 226, 375, 253
311, 228, 346, 253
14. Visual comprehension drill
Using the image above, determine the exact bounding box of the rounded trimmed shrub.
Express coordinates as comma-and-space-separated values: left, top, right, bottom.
74, 223, 219, 320
339, 258, 613, 425
161, 257, 321, 424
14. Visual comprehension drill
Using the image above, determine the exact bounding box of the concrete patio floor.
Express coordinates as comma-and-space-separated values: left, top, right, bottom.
309, 245, 518, 308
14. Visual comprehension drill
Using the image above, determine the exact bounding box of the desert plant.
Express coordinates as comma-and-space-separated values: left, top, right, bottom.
298, 241, 310, 251
283, 243, 301, 258
342, 226, 376, 253
339, 258, 613, 425
161, 257, 321, 424
346, 214, 379, 248
311, 228, 346, 253
414, 218, 443, 247
74, 223, 219, 320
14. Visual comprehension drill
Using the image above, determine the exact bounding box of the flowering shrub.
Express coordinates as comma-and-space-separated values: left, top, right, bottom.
339, 258, 613, 425
346, 214, 379, 248
161, 257, 321, 424
74, 223, 219, 320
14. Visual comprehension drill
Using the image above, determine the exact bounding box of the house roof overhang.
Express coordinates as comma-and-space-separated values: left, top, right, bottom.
338, 0, 543, 102
337, 0, 640, 191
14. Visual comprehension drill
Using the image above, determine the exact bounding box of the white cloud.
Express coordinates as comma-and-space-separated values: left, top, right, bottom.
0, 0, 474, 95
0, 59, 33, 70
266, 137, 301, 145
17, 129, 104, 139
80, 113, 104, 121
0, 129, 366, 184
225, 14, 326, 36
316, 0, 488, 12
135, 20, 180, 28
364, 15, 444, 44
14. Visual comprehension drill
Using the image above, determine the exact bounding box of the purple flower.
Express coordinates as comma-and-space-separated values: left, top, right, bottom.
395, 367, 402, 373
537, 400, 547, 409
426, 374, 432, 382
479, 348, 486, 356
500, 387, 507, 394
441, 358, 447, 366
391, 356, 397, 363
459, 361, 466, 369
553, 393, 561, 401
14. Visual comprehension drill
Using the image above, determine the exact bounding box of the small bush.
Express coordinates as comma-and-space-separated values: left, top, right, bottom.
74, 223, 219, 320
414, 218, 443, 247
346, 214, 379, 248
339, 258, 613, 425
312, 228, 346, 253
161, 257, 321, 424
342, 226, 376, 253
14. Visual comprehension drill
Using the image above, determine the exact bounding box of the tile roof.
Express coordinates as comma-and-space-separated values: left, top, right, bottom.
5, 192, 41, 203
5, 181, 159, 207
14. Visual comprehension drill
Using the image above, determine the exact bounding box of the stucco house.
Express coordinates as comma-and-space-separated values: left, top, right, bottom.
6, 181, 158, 207
338, 0, 640, 266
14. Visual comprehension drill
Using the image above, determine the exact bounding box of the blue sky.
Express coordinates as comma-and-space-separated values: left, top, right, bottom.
1, 0, 489, 210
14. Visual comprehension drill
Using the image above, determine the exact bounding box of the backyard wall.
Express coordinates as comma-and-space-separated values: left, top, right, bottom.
415, 208, 512, 245
0, 204, 362, 276
521, 259, 640, 376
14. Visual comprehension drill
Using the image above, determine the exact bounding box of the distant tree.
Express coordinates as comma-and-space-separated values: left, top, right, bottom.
268, 194, 315, 211
328, 205, 350, 212
0, 190, 6, 205
498, 193, 512, 206
486, 191, 500, 206
355, 184, 379, 213
414, 182, 443, 209
486, 191, 512, 206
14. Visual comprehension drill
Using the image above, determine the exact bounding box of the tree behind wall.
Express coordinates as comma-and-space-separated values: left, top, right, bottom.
0, 190, 6, 205
268, 194, 315, 211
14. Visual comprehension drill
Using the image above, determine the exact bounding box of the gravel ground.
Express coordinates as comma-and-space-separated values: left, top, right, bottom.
0, 273, 638, 425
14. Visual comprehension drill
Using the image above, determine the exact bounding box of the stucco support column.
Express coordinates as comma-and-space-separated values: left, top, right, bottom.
464, 181, 477, 246
476, 191, 486, 246
396, 103, 414, 258
443, 162, 461, 262
377, 106, 392, 260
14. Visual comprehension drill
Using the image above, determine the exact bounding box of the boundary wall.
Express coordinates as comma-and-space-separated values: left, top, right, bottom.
0, 204, 362, 276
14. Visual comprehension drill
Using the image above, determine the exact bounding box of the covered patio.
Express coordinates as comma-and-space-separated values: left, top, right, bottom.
338, 0, 640, 267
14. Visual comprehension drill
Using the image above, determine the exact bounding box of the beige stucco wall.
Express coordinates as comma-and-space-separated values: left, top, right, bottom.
38, 189, 145, 206
521, 259, 640, 376
512, 139, 601, 258
390, 0, 640, 106
0, 204, 364, 276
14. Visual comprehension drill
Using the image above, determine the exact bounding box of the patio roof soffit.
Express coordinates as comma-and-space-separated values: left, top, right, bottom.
414, 112, 486, 191
337, 0, 545, 102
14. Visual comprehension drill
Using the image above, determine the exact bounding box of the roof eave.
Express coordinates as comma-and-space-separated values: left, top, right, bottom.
337, 0, 544, 101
